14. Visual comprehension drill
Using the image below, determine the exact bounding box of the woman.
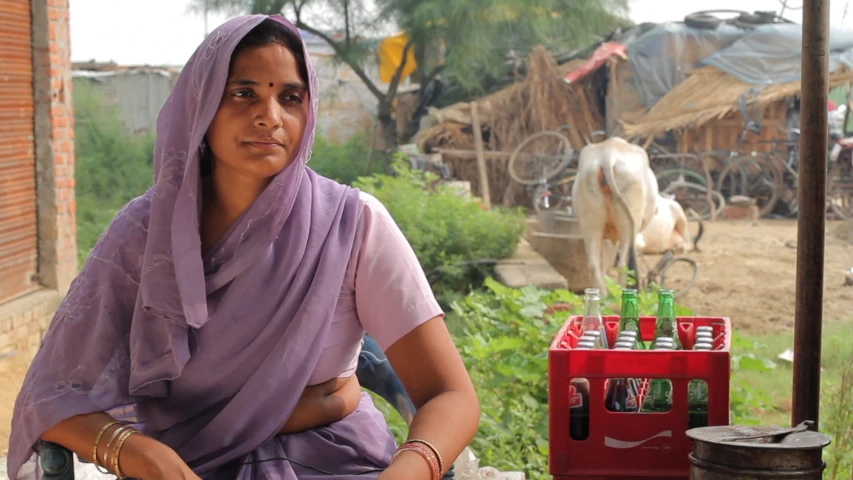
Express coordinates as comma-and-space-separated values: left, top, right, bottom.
8, 14, 479, 480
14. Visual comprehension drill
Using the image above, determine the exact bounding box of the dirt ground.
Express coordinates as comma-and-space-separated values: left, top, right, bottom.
660, 218, 853, 334
0, 219, 849, 456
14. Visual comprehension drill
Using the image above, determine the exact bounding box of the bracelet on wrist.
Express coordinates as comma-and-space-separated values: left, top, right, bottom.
391, 442, 440, 480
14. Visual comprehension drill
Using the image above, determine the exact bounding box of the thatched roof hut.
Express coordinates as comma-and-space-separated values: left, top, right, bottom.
412, 46, 611, 207
412, 18, 853, 206
619, 65, 853, 154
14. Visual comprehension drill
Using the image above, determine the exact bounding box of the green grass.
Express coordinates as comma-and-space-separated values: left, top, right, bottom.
732, 320, 853, 479
732, 320, 853, 426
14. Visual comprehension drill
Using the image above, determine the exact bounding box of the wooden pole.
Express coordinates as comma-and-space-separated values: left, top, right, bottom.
792, 0, 829, 431
470, 102, 492, 208
843, 83, 853, 135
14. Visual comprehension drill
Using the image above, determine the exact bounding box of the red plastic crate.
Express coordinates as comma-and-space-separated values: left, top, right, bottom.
548, 315, 731, 479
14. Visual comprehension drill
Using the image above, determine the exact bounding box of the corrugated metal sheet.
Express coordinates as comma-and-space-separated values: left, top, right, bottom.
0, 0, 38, 304
72, 70, 174, 135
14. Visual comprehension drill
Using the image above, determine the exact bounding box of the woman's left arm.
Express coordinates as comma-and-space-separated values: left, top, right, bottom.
379, 316, 480, 479
351, 194, 479, 479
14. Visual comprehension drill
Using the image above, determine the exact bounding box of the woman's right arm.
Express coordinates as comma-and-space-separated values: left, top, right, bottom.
41, 413, 200, 480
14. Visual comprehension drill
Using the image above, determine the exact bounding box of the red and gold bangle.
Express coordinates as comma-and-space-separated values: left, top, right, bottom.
391, 442, 440, 480
408, 439, 443, 473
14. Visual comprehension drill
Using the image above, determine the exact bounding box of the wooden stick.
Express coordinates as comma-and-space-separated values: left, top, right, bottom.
470, 102, 492, 209
431, 148, 512, 159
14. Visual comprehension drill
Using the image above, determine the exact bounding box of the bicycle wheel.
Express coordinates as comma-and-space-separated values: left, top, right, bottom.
508, 131, 574, 185
716, 155, 782, 217
828, 162, 853, 220
656, 168, 708, 191
659, 257, 699, 299
662, 181, 725, 220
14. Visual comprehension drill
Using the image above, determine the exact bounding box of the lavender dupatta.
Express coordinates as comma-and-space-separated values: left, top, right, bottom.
8, 14, 396, 479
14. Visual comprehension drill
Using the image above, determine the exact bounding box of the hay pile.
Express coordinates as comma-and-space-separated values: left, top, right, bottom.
414, 47, 605, 207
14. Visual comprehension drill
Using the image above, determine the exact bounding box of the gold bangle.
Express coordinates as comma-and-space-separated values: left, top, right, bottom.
408, 439, 444, 473
103, 425, 131, 473
112, 428, 138, 479
92, 421, 120, 474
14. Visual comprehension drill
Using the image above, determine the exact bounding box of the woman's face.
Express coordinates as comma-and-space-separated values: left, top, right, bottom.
205, 42, 309, 181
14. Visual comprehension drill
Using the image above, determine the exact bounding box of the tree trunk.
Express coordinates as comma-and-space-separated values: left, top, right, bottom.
377, 112, 398, 160
376, 99, 398, 163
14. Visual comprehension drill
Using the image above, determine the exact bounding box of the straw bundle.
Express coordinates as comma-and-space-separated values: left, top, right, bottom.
414, 47, 606, 207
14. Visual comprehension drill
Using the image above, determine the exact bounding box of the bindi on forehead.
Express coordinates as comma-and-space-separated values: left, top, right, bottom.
269, 82, 274, 87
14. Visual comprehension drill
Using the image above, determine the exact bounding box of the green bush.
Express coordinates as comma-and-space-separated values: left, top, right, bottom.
309, 133, 383, 185
353, 156, 527, 299
73, 80, 154, 262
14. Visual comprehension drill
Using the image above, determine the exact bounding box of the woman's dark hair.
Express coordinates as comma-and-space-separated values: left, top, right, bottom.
201, 19, 310, 175
230, 19, 309, 86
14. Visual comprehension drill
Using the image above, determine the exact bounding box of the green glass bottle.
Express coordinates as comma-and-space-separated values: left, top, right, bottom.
618, 289, 645, 350
687, 379, 709, 429
641, 343, 674, 412
653, 289, 681, 350
688, 343, 711, 429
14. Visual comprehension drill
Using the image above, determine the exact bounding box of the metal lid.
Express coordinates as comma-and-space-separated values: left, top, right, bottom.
687, 422, 831, 450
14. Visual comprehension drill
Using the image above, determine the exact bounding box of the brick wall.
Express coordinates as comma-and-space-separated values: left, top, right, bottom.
0, 0, 77, 359
34, 0, 77, 292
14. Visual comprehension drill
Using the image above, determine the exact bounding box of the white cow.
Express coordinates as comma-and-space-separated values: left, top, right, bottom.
572, 137, 658, 292
635, 194, 704, 255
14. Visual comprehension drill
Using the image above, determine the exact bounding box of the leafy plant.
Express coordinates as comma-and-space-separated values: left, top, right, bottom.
73, 80, 155, 262
309, 133, 384, 185
421, 278, 693, 478
353, 155, 526, 301
727, 331, 777, 425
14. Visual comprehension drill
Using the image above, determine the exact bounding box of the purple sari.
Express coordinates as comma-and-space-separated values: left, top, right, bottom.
8, 14, 396, 479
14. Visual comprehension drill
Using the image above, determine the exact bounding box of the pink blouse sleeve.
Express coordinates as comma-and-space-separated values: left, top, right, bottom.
354, 193, 445, 351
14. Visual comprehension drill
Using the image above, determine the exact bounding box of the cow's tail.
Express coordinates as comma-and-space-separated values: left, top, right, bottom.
686, 207, 705, 252
600, 154, 639, 290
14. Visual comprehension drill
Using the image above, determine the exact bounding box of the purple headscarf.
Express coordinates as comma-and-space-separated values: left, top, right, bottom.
8, 14, 396, 479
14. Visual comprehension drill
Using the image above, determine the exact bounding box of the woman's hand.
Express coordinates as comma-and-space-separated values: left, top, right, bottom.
278, 374, 361, 434
114, 433, 201, 480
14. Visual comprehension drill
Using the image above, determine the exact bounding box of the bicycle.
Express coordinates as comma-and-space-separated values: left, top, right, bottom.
507, 127, 606, 214
827, 141, 853, 219
641, 249, 699, 299
651, 152, 725, 220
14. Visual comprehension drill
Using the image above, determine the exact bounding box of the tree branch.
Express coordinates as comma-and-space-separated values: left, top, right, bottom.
423, 64, 446, 88
294, 20, 386, 101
